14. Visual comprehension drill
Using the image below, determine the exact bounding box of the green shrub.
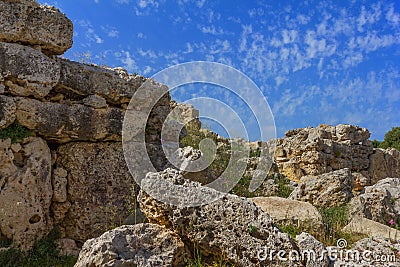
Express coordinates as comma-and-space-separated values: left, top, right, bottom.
280, 224, 300, 239
380, 127, 400, 151
0, 228, 77, 267
274, 174, 293, 198
319, 205, 365, 247
0, 122, 32, 143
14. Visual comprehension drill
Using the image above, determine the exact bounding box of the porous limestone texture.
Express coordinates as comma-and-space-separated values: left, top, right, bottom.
0, 0, 73, 55
0, 137, 53, 250
139, 168, 302, 267
75, 224, 186, 267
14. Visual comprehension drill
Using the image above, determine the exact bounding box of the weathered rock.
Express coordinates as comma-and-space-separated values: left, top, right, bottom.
348, 178, 400, 225
0, 0, 73, 55
56, 142, 135, 243
0, 95, 16, 129
15, 97, 123, 142
57, 58, 145, 105
251, 197, 324, 234
295, 232, 329, 267
164, 146, 216, 185
51, 201, 71, 224
75, 224, 186, 267
289, 168, 354, 208
0, 42, 60, 98
82, 94, 107, 109
139, 168, 302, 267
57, 238, 80, 257
52, 167, 68, 202
0, 137, 53, 250
169, 101, 201, 131
333, 237, 400, 266
343, 217, 400, 241
271, 124, 374, 181
369, 148, 400, 185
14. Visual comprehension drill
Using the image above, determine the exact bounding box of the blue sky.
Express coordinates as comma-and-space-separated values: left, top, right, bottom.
39, 0, 400, 141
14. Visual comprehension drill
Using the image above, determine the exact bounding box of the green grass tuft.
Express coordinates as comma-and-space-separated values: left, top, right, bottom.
0, 122, 32, 143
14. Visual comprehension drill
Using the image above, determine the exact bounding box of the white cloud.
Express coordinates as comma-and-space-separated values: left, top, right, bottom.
116, 0, 130, 3
138, 0, 159, 8
143, 66, 152, 75
199, 25, 225, 35
121, 51, 136, 72
108, 29, 119, 38
137, 48, 157, 59
196, 0, 206, 8
137, 32, 146, 39
386, 4, 400, 26
281, 29, 297, 44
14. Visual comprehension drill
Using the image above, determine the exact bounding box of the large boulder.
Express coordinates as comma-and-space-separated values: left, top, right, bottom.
348, 178, 400, 225
251, 197, 324, 234
369, 148, 400, 185
0, 0, 73, 55
75, 224, 186, 267
0, 42, 60, 98
15, 97, 123, 143
0, 137, 53, 250
57, 59, 145, 105
138, 168, 302, 267
343, 217, 400, 241
288, 168, 354, 208
56, 142, 135, 243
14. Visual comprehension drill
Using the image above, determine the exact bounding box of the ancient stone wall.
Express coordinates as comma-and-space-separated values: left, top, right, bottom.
0, 0, 170, 251
269, 124, 400, 191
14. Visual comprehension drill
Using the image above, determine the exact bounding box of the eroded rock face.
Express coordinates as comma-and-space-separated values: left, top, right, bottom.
75, 224, 186, 267
0, 0, 73, 55
251, 197, 324, 235
0, 137, 53, 250
289, 168, 354, 208
15, 97, 123, 142
56, 142, 135, 243
57, 59, 144, 105
295, 232, 329, 267
164, 146, 216, 185
348, 178, 400, 225
271, 124, 373, 183
369, 148, 400, 185
138, 169, 302, 267
0, 95, 15, 129
0, 42, 60, 98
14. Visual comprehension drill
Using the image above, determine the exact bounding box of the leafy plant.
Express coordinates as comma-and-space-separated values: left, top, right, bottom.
280, 224, 300, 239
274, 174, 293, 198
248, 224, 257, 234
0, 122, 32, 143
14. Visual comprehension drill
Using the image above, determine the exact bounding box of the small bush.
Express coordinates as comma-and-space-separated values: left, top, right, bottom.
380, 127, 400, 151
0, 228, 77, 267
319, 205, 365, 246
274, 174, 293, 198
0, 122, 32, 143
280, 224, 300, 239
